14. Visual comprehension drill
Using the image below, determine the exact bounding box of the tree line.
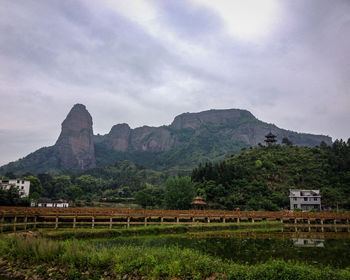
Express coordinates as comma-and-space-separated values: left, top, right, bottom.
1, 139, 349, 210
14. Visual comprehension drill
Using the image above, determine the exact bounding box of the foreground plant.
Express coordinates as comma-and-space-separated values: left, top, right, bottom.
1, 236, 350, 280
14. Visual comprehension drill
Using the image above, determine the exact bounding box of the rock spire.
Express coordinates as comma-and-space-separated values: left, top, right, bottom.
54, 104, 96, 169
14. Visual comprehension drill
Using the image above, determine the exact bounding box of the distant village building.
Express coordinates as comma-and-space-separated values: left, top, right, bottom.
264, 132, 277, 145
1, 179, 30, 197
30, 199, 69, 208
191, 196, 206, 210
289, 189, 321, 211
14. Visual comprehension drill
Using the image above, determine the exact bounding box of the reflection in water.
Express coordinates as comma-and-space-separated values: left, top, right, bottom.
292, 238, 324, 247
95, 230, 350, 268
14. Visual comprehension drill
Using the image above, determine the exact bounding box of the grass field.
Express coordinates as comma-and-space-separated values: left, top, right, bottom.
1, 222, 349, 279
1, 235, 350, 280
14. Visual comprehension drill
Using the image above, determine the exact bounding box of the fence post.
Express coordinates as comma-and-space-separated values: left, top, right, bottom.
24, 216, 28, 231
13, 216, 17, 231
73, 217, 76, 229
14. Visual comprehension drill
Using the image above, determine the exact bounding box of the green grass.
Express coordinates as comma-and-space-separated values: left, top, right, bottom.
41, 221, 282, 240
0, 236, 349, 280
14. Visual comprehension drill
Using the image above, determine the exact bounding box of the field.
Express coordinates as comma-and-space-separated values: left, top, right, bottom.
1, 222, 350, 279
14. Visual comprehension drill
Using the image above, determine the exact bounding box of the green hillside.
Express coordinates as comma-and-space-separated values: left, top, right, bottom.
191, 139, 350, 210
94, 127, 248, 174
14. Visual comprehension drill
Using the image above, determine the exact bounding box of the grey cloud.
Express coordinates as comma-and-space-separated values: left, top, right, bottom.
154, 0, 223, 39
0, 0, 349, 165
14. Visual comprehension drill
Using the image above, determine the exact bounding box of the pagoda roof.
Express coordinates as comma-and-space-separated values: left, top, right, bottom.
265, 132, 276, 137
191, 196, 207, 205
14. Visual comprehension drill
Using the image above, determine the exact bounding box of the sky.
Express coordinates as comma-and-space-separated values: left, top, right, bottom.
0, 0, 349, 166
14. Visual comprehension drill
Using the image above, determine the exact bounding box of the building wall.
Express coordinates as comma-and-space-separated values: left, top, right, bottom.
289, 189, 321, 210
1, 179, 30, 197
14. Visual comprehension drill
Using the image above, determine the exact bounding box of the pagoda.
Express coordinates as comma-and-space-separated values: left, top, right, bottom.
191, 196, 207, 210
264, 132, 277, 145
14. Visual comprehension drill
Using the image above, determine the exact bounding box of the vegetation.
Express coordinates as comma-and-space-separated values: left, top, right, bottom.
0, 184, 29, 206
192, 139, 350, 210
1, 139, 349, 210
94, 128, 248, 174
164, 176, 195, 209
0, 235, 349, 279
0, 161, 167, 205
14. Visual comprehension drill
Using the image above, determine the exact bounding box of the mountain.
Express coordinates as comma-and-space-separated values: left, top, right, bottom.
0, 105, 332, 174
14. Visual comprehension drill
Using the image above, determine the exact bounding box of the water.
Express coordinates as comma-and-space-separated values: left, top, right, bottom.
95, 230, 350, 268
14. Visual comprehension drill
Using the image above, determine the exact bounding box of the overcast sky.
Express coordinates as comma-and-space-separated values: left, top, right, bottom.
0, 0, 349, 166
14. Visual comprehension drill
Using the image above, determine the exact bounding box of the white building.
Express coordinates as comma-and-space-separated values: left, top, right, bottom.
30, 199, 69, 208
1, 179, 30, 197
289, 189, 321, 211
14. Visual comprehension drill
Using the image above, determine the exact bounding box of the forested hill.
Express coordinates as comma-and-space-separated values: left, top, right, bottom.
191, 139, 350, 211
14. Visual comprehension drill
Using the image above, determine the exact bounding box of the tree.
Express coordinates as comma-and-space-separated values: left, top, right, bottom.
30, 192, 41, 202
75, 175, 98, 193
6, 185, 22, 206
38, 173, 54, 197
68, 186, 83, 202
24, 175, 43, 198
53, 175, 72, 199
0, 184, 6, 205
135, 190, 154, 208
4, 172, 16, 179
282, 137, 293, 146
164, 176, 195, 210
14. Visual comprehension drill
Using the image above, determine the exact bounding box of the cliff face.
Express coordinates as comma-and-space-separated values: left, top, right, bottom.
99, 109, 332, 153
103, 124, 131, 152
170, 109, 254, 130
54, 104, 96, 169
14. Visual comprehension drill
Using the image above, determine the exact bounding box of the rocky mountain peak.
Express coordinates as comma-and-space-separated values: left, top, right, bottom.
170, 109, 255, 130
54, 104, 96, 169
104, 123, 131, 151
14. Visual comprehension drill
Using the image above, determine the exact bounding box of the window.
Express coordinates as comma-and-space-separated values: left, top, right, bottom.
293, 198, 297, 201
22, 181, 24, 184
314, 198, 318, 201
21, 186, 24, 190
17, 180, 20, 183
304, 197, 308, 201
293, 204, 298, 209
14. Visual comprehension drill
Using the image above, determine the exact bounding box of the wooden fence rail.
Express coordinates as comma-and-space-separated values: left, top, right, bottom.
1, 207, 349, 232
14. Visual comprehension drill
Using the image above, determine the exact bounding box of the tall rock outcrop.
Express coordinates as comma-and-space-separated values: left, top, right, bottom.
54, 104, 96, 169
